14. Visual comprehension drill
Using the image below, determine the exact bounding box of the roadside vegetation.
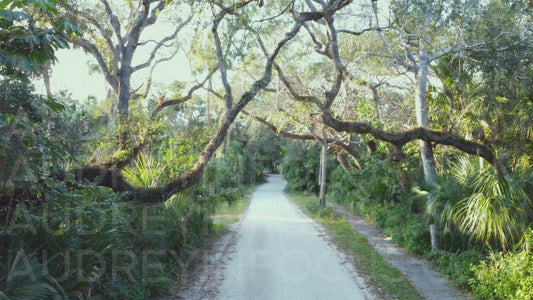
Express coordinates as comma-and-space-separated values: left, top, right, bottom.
211, 182, 257, 230
280, 141, 533, 299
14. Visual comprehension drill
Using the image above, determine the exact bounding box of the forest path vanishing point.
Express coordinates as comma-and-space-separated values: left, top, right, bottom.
215, 174, 372, 300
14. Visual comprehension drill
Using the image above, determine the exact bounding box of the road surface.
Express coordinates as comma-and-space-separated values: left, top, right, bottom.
216, 174, 371, 300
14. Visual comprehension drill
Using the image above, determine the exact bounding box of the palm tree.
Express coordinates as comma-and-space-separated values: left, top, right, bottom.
452, 164, 530, 251
419, 157, 531, 251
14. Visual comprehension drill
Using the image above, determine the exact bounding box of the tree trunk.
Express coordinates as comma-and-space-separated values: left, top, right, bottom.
116, 44, 135, 149
430, 224, 439, 249
417, 27, 439, 250
42, 64, 53, 97
118, 46, 134, 119
415, 48, 438, 187
206, 78, 212, 124
319, 138, 327, 208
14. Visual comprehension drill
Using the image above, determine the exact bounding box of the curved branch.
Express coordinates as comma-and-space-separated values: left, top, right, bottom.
323, 15, 343, 107
243, 111, 363, 169
322, 109, 497, 165
151, 66, 220, 116
333, 141, 363, 169
97, 134, 153, 170
144, 0, 166, 29
142, 47, 180, 98
242, 111, 316, 140
71, 38, 119, 90
212, 3, 245, 110
370, 1, 417, 73
275, 65, 323, 107
61, 2, 119, 60
100, 0, 124, 51
132, 14, 192, 72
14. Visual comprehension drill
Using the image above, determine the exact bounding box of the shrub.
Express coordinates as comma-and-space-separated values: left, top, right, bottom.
0, 184, 214, 299
471, 251, 533, 299
427, 249, 484, 290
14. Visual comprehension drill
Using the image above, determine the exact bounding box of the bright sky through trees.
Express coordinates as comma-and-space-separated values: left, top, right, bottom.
33, 1, 195, 102
35, 46, 192, 101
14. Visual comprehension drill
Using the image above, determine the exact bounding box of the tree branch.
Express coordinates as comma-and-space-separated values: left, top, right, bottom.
243, 110, 363, 169
143, 0, 166, 29
71, 38, 119, 90
370, 2, 417, 73
242, 111, 316, 140
100, 0, 124, 51
338, 27, 388, 36
323, 15, 344, 108
322, 109, 497, 165
275, 65, 323, 107
142, 47, 180, 98
332, 141, 363, 169
62, 2, 119, 60
132, 14, 192, 72
151, 66, 220, 116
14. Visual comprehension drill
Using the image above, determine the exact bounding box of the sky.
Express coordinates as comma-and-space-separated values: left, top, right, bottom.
31, 0, 198, 102
34, 46, 193, 102
34, 49, 108, 100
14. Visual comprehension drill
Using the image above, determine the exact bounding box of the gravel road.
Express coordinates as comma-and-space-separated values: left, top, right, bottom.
215, 174, 371, 300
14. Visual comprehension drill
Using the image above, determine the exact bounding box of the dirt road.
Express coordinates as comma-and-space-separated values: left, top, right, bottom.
215, 174, 371, 300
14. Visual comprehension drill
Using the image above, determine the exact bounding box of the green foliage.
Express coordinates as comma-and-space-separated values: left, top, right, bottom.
1, 183, 214, 298
205, 132, 270, 203
0, 0, 80, 74
329, 149, 420, 211
304, 200, 336, 219
1, 249, 67, 299
0, 81, 217, 298
279, 140, 336, 193
0, 78, 92, 196
418, 157, 532, 251
471, 251, 533, 299
122, 153, 171, 188
427, 249, 484, 290
327, 148, 429, 254
453, 169, 530, 251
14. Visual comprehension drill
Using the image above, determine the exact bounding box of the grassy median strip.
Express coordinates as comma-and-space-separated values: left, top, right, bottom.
287, 192, 423, 300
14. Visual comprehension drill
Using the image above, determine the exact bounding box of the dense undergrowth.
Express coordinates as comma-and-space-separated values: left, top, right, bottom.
280, 141, 533, 299
0, 76, 274, 298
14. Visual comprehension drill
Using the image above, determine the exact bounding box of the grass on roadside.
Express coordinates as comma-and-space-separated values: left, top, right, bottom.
211, 183, 260, 233
287, 192, 423, 300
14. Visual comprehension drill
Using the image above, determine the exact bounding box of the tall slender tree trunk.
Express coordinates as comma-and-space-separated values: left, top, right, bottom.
319, 140, 327, 207
42, 64, 53, 97
318, 126, 328, 207
417, 36, 439, 250
415, 48, 438, 187
206, 78, 212, 125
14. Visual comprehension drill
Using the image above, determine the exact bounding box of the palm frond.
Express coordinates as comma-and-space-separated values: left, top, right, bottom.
122, 154, 170, 188
2, 250, 66, 299
452, 167, 530, 251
